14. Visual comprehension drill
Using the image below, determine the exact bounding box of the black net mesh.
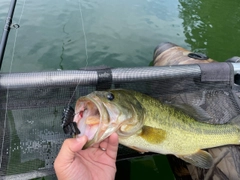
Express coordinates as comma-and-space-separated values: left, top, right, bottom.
1, 63, 240, 179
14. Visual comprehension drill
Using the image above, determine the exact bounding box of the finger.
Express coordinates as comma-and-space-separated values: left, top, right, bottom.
106, 133, 119, 159
55, 136, 88, 165
92, 137, 109, 149
72, 135, 88, 152
99, 137, 109, 151
92, 142, 101, 148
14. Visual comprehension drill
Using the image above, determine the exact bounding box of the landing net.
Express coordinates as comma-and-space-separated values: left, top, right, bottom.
1, 63, 240, 179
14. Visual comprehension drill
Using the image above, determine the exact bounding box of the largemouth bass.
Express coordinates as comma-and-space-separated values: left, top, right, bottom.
73, 89, 240, 169
153, 42, 240, 178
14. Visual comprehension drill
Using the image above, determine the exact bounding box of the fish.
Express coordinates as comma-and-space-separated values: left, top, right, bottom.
153, 42, 240, 178
73, 89, 240, 169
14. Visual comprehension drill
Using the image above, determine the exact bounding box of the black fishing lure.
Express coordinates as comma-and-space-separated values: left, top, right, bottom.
62, 105, 80, 135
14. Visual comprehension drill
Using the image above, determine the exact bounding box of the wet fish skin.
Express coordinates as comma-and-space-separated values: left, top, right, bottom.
73, 89, 240, 169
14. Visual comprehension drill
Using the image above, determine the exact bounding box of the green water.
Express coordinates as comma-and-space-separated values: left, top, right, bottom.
1, 0, 185, 72
1, 0, 240, 179
1, 0, 240, 73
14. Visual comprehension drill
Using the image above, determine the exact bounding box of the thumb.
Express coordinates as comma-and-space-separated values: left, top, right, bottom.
54, 136, 88, 167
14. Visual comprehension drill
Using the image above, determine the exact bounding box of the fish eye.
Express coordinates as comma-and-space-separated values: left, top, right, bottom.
107, 93, 114, 101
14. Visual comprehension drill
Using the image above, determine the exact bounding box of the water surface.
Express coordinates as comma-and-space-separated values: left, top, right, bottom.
1, 0, 185, 72
1, 0, 240, 73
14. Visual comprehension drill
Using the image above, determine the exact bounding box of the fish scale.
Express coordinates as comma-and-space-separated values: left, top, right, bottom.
74, 89, 240, 169
137, 93, 240, 150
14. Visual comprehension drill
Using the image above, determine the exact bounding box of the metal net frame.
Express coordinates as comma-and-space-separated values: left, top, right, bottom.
1, 63, 240, 179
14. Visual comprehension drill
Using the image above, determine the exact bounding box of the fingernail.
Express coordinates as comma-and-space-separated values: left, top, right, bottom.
76, 135, 87, 143
100, 147, 106, 151
76, 135, 82, 142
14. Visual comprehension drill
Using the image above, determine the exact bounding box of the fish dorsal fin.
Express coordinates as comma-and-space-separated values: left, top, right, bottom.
178, 150, 213, 169
168, 103, 212, 122
139, 125, 166, 144
229, 115, 240, 128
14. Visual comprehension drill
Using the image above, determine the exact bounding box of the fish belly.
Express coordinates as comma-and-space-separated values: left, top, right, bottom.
119, 126, 240, 156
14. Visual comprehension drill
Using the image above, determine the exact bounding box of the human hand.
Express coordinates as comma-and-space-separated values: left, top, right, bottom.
54, 133, 119, 180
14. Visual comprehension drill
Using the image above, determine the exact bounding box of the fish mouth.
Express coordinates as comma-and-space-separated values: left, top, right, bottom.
73, 94, 112, 149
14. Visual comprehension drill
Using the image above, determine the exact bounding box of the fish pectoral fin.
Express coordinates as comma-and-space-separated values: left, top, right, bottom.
229, 114, 240, 128
139, 125, 166, 144
130, 146, 148, 154
178, 150, 213, 169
